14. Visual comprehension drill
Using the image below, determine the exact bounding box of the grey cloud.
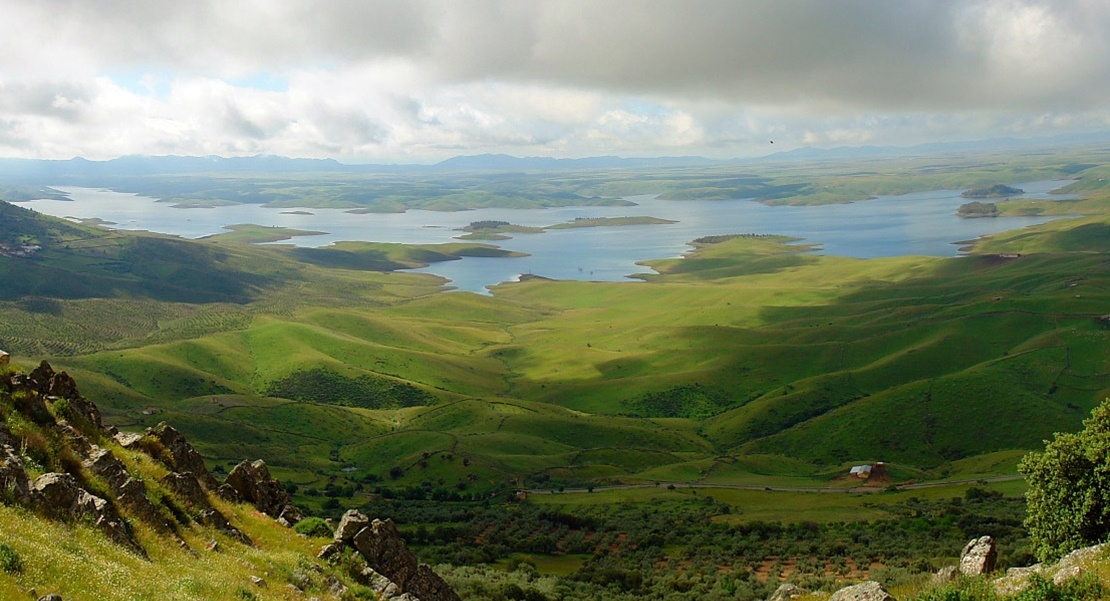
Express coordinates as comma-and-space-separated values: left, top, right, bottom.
10, 0, 1110, 113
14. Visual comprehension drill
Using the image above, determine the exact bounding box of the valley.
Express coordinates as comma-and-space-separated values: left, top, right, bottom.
1, 147, 1109, 600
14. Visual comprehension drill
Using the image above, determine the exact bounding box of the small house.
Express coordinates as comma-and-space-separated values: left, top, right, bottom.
849, 464, 872, 479
142, 407, 158, 415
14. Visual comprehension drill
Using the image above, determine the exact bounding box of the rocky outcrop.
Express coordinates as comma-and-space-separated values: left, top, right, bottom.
960, 536, 997, 576
0, 444, 32, 504
84, 446, 173, 534
993, 543, 1106, 595
27, 362, 103, 431
31, 472, 144, 555
828, 581, 895, 601
147, 423, 218, 490
323, 511, 460, 601
767, 583, 808, 601
222, 459, 302, 525
161, 470, 250, 544
334, 508, 371, 544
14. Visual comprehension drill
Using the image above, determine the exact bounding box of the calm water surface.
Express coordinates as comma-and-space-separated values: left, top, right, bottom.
18, 180, 1075, 294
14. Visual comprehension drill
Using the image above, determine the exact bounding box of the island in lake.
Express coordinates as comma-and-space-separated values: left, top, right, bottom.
456, 216, 675, 240
957, 201, 999, 218
961, 184, 1023, 198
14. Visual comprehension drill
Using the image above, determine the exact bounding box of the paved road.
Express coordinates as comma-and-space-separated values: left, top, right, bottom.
525, 475, 1024, 495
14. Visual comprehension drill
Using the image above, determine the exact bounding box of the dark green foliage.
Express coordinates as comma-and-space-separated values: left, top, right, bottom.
264, 368, 432, 409
373, 494, 1029, 601
625, 384, 733, 419
293, 517, 332, 538
961, 185, 1024, 198
1011, 573, 1103, 601
0, 543, 22, 575
467, 221, 511, 230
957, 202, 998, 217
1020, 398, 1110, 561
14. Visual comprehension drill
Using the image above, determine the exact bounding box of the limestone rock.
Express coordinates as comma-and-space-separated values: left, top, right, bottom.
31, 472, 143, 555
960, 536, 997, 576
0, 444, 31, 504
37, 595, 63, 601
0, 349, 9, 367
215, 483, 242, 504
768, 583, 807, 601
147, 423, 218, 490
352, 519, 460, 601
0, 417, 20, 451
334, 509, 370, 544
317, 543, 342, 561
1053, 564, 1084, 585
85, 446, 171, 533
113, 431, 143, 449
353, 519, 420, 588
223, 459, 302, 523
828, 581, 895, 601
53, 421, 92, 458
934, 565, 959, 585
161, 471, 211, 509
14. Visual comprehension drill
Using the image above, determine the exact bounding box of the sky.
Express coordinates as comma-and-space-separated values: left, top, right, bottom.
1, 0, 1109, 163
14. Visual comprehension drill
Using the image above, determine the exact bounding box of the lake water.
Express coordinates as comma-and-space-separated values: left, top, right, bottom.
16, 181, 1075, 293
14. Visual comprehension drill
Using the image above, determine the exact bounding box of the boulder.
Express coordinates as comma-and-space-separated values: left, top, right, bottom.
53, 421, 93, 458
113, 431, 143, 449
223, 459, 302, 523
352, 519, 460, 601
161, 472, 211, 509
933, 565, 959, 585
334, 509, 371, 544
960, 536, 997, 576
85, 446, 172, 533
0, 349, 9, 367
828, 581, 895, 601
0, 417, 19, 451
147, 423, 218, 490
768, 583, 808, 601
31, 472, 143, 555
0, 444, 32, 504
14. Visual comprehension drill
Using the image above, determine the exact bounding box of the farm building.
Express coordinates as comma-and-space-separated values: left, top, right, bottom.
849, 465, 872, 479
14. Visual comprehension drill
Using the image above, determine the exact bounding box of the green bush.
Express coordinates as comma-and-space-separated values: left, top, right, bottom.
0, 543, 22, 575
1020, 398, 1110, 561
293, 517, 333, 538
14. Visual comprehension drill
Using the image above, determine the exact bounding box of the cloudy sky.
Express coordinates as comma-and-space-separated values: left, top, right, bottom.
1, 0, 1108, 163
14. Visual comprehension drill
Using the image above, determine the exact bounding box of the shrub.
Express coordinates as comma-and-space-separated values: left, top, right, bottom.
0, 543, 22, 575
1020, 398, 1110, 561
294, 517, 333, 538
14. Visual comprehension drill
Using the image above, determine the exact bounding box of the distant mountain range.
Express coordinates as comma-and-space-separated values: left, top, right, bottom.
1, 130, 1107, 180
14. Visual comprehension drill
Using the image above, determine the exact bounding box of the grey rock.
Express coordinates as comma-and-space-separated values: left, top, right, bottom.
960, 536, 997, 576
113, 431, 143, 449
0, 444, 31, 504
1054, 564, 1083, 585
31, 472, 144, 555
37, 595, 63, 601
334, 509, 370, 544
828, 581, 895, 601
223, 459, 302, 524
768, 583, 807, 601
934, 565, 959, 584
147, 423, 218, 490
85, 446, 172, 533
352, 519, 460, 601
161, 472, 211, 509
317, 543, 341, 561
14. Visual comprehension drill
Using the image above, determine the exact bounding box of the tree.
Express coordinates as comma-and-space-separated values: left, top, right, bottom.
1020, 398, 1110, 561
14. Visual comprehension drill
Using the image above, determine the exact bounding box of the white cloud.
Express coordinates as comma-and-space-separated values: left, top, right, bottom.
0, 0, 1109, 161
